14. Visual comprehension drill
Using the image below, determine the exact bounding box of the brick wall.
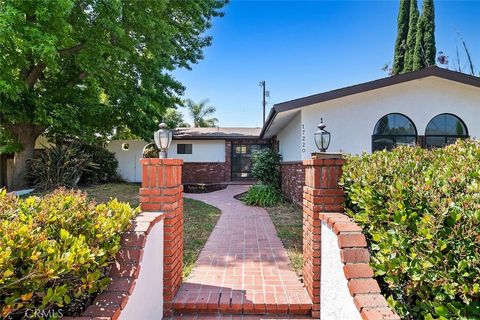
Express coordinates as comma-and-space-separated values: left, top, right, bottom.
139, 158, 184, 317
280, 161, 305, 205
302, 155, 400, 320
182, 162, 229, 183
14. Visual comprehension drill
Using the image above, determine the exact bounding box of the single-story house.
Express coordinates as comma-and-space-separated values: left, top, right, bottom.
110, 66, 480, 203
107, 127, 270, 184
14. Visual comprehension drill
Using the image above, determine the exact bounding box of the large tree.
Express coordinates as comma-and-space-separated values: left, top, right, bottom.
0, 0, 226, 189
403, 0, 419, 72
184, 99, 218, 128
413, 0, 436, 69
392, 0, 410, 75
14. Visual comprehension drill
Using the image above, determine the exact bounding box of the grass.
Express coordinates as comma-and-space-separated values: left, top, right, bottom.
26, 182, 221, 278
264, 202, 303, 277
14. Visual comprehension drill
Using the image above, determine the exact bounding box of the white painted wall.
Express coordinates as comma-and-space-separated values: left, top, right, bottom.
120, 219, 164, 320
107, 139, 226, 182
321, 222, 361, 320
107, 140, 148, 183
274, 77, 480, 160
169, 140, 225, 163
277, 112, 302, 162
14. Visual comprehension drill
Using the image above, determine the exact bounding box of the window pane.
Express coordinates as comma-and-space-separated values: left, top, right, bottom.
426, 136, 446, 148
396, 136, 417, 147
373, 114, 416, 135
177, 144, 192, 154
373, 137, 394, 151
425, 114, 467, 136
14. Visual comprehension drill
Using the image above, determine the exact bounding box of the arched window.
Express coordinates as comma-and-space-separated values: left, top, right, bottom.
372, 113, 417, 152
425, 113, 468, 148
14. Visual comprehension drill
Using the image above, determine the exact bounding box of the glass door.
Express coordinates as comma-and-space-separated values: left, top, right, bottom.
231, 144, 269, 180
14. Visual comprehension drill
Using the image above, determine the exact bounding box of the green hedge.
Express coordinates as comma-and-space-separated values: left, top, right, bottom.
0, 189, 138, 318
341, 140, 480, 320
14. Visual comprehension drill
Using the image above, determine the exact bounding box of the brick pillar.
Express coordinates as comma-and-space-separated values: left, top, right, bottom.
139, 158, 183, 317
303, 154, 345, 318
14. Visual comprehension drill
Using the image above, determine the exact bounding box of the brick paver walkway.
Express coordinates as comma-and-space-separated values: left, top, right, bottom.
173, 186, 311, 316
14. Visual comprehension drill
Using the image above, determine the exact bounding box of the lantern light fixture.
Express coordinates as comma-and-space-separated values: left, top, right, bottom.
314, 118, 331, 152
154, 123, 173, 159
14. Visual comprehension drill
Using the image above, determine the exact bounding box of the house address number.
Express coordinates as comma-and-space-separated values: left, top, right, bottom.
301, 124, 306, 153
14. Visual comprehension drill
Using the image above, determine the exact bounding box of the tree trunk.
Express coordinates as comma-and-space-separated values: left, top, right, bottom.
4, 124, 45, 190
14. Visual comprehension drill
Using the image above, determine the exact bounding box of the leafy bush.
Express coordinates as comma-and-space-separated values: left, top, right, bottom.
251, 148, 282, 187
80, 144, 119, 184
243, 184, 283, 207
341, 140, 480, 320
0, 188, 137, 318
29, 144, 98, 190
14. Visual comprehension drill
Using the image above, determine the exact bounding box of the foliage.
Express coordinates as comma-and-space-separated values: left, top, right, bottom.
0, 189, 137, 318
413, 0, 436, 69
243, 184, 283, 207
392, 0, 410, 75
0, 0, 227, 187
251, 148, 282, 187
164, 108, 190, 129
184, 99, 218, 127
142, 143, 159, 159
0, 127, 22, 155
403, 0, 419, 72
29, 144, 98, 190
79, 144, 119, 185
341, 140, 480, 319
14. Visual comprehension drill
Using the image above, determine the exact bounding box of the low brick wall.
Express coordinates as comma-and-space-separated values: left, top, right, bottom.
182, 162, 229, 183
64, 211, 165, 320
320, 213, 400, 320
280, 161, 305, 205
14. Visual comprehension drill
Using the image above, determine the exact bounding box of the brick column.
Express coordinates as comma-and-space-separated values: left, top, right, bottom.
139, 158, 183, 317
303, 154, 345, 318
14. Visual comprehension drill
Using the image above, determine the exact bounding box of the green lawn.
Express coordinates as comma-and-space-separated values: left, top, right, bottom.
265, 202, 303, 277
27, 183, 221, 278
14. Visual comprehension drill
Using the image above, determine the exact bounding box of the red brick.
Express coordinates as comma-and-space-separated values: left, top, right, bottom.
361, 307, 401, 320
333, 222, 363, 234
348, 279, 381, 296
83, 304, 121, 319
343, 263, 374, 279
338, 233, 367, 248
341, 248, 370, 263
354, 294, 388, 311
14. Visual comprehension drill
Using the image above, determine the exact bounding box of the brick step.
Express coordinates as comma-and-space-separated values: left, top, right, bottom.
167, 314, 314, 319
173, 291, 312, 316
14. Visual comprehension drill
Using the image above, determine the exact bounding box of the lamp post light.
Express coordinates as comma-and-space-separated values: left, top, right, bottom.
154, 123, 173, 159
314, 118, 331, 152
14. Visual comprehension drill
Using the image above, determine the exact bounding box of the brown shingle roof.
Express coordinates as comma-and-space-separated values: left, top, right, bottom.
173, 127, 261, 140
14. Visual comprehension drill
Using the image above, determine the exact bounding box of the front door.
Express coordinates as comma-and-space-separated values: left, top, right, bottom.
231, 144, 269, 180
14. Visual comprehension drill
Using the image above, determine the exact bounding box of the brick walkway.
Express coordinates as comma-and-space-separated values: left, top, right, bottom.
173, 186, 311, 316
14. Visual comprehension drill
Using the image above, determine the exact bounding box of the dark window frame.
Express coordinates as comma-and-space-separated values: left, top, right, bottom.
177, 143, 193, 154
372, 113, 418, 152
424, 113, 469, 149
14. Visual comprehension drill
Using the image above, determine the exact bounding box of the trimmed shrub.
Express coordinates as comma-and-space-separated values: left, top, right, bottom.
29, 144, 98, 190
251, 149, 282, 187
243, 184, 283, 207
80, 144, 119, 184
0, 189, 138, 318
341, 140, 480, 319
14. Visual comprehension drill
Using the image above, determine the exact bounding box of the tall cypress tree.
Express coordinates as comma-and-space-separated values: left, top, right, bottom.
403, 0, 419, 72
413, 0, 436, 70
392, 0, 411, 75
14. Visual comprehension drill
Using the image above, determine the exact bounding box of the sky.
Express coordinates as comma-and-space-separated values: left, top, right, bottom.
174, 0, 480, 128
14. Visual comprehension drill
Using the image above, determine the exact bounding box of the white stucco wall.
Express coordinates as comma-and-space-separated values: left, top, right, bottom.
107, 140, 148, 183
277, 112, 302, 162
274, 77, 480, 160
169, 140, 225, 162
107, 139, 226, 182
120, 219, 164, 320
321, 222, 361, 320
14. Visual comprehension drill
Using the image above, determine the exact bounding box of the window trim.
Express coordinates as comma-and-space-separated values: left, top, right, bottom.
177, 143, 193, 155
372, 113, 418, 152
424, 113, 469, 149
